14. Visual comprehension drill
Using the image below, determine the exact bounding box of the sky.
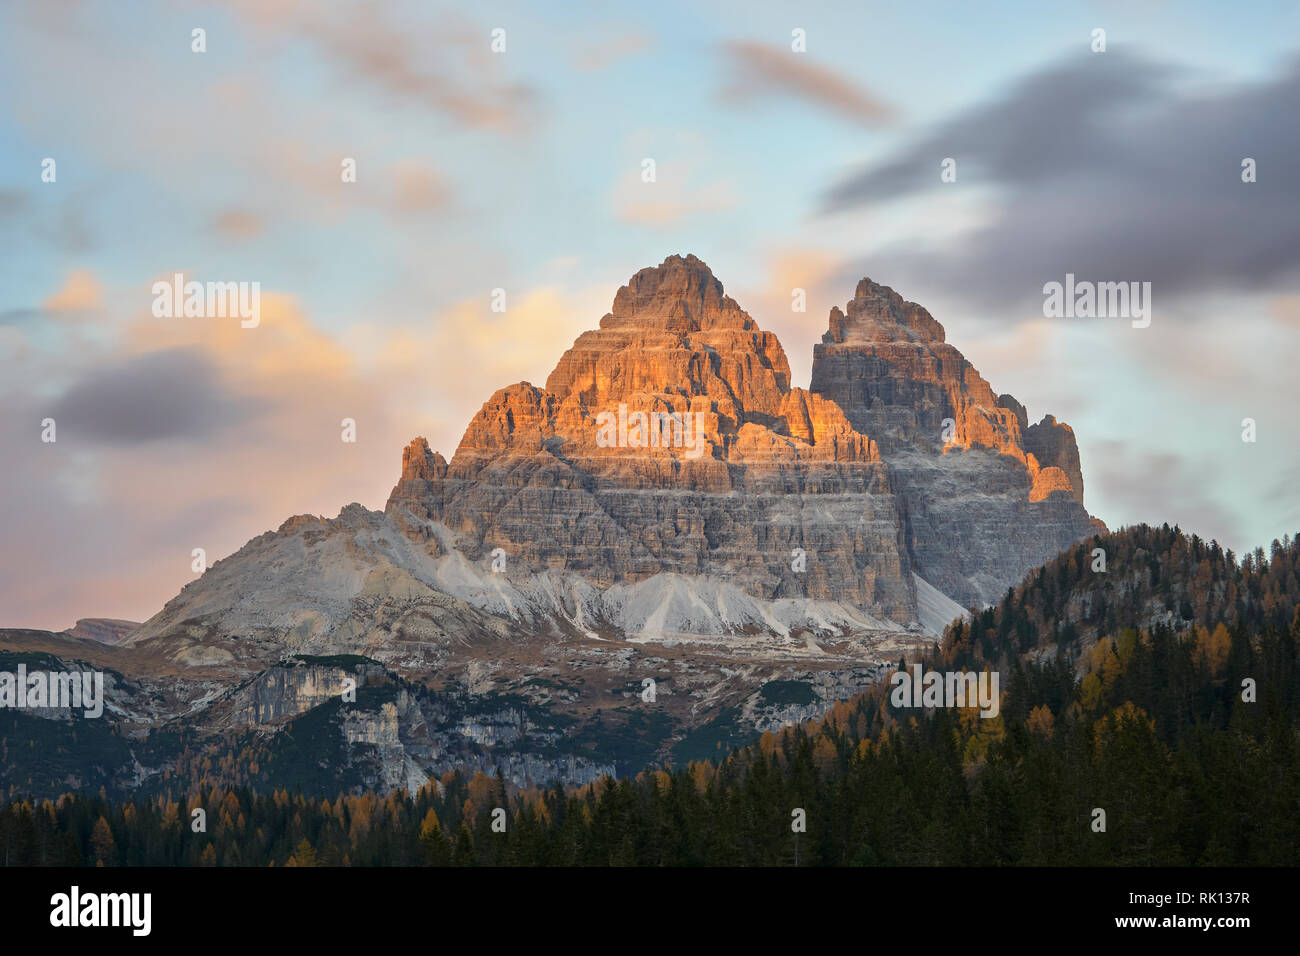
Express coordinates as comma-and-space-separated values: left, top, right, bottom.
2, 0, 1299, 629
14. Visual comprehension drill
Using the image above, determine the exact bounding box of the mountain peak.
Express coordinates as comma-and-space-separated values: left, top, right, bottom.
823, 277, 946, 345
400, 436, 448, 482
601, 253, 756, 332
810, 275, 1097, 605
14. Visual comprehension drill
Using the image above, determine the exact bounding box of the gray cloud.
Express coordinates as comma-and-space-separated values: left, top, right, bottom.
0, 190, 28, 217
823, 49, 1300, 311
721, 40, 894, 127
50, 348, 261, 444
0, 185, 96, 254
1262, 463, 1300, 537
1087, 439, 1246, 552
0, 308, 40, 325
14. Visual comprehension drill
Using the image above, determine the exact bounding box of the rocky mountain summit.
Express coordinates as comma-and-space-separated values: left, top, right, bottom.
392, 256, 1100, 615
388, 253, 913, 621
811, 276, 1102, 606
1, 254, 1102, 796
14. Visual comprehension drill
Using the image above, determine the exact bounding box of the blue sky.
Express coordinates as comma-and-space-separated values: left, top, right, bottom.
2, 0, 1298, 627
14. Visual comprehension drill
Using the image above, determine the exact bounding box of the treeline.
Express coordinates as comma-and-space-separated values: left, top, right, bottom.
2, 524, 1298, 866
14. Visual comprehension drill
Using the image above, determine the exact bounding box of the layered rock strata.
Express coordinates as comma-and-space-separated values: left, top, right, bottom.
388, 255, 916, 621
810, 278, 1101, 606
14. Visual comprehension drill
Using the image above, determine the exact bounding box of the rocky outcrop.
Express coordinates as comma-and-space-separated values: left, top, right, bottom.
228, 662, 372, 728
388, 254, 916, 622
62, 618, 140, 645
1024, 415, 1085, 506
400, 437, 448, 482
388, 261, 1102, 616
810, 278, 1101, 607
812, 279, 1024, 459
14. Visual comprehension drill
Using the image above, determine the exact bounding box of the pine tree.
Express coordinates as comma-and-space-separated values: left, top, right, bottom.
90, 816, 116, 866
286, 837, 317, 867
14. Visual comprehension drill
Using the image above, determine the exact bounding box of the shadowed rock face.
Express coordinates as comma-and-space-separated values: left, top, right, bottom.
388, 255, 916, 621
810, 278, 1102, 608
813, 278, 1021, 457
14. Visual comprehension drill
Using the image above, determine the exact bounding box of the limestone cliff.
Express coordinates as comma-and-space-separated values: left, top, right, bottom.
810, 278, 1101, 607
388, 254, 916, 621
392, 261, 1102, 617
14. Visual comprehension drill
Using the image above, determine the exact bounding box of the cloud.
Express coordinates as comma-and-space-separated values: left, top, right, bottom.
735, 247, 844, 388
1270, 294, 1300, 330
821, 50, 1300, 311
44, 268, 103, 314
1087, 439, 1246, 550
49, 347, 261, 444
0, 269, 103, 332
573, 31, 652, 72
212, 209, 264, 240
0, 308, 40, 326
611, 166, 738, 227
1262, 465, 1300, 539
224, 0, 538, 133
5, 188, 97, 254
389, 161, 448, 213
0, 190, 27, 218
344, 282, 607, 456
720, 40, 894, 127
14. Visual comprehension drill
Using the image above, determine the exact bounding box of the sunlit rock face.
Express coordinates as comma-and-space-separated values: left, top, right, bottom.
389, 259, 1103, 616
388, 255, 916, 621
